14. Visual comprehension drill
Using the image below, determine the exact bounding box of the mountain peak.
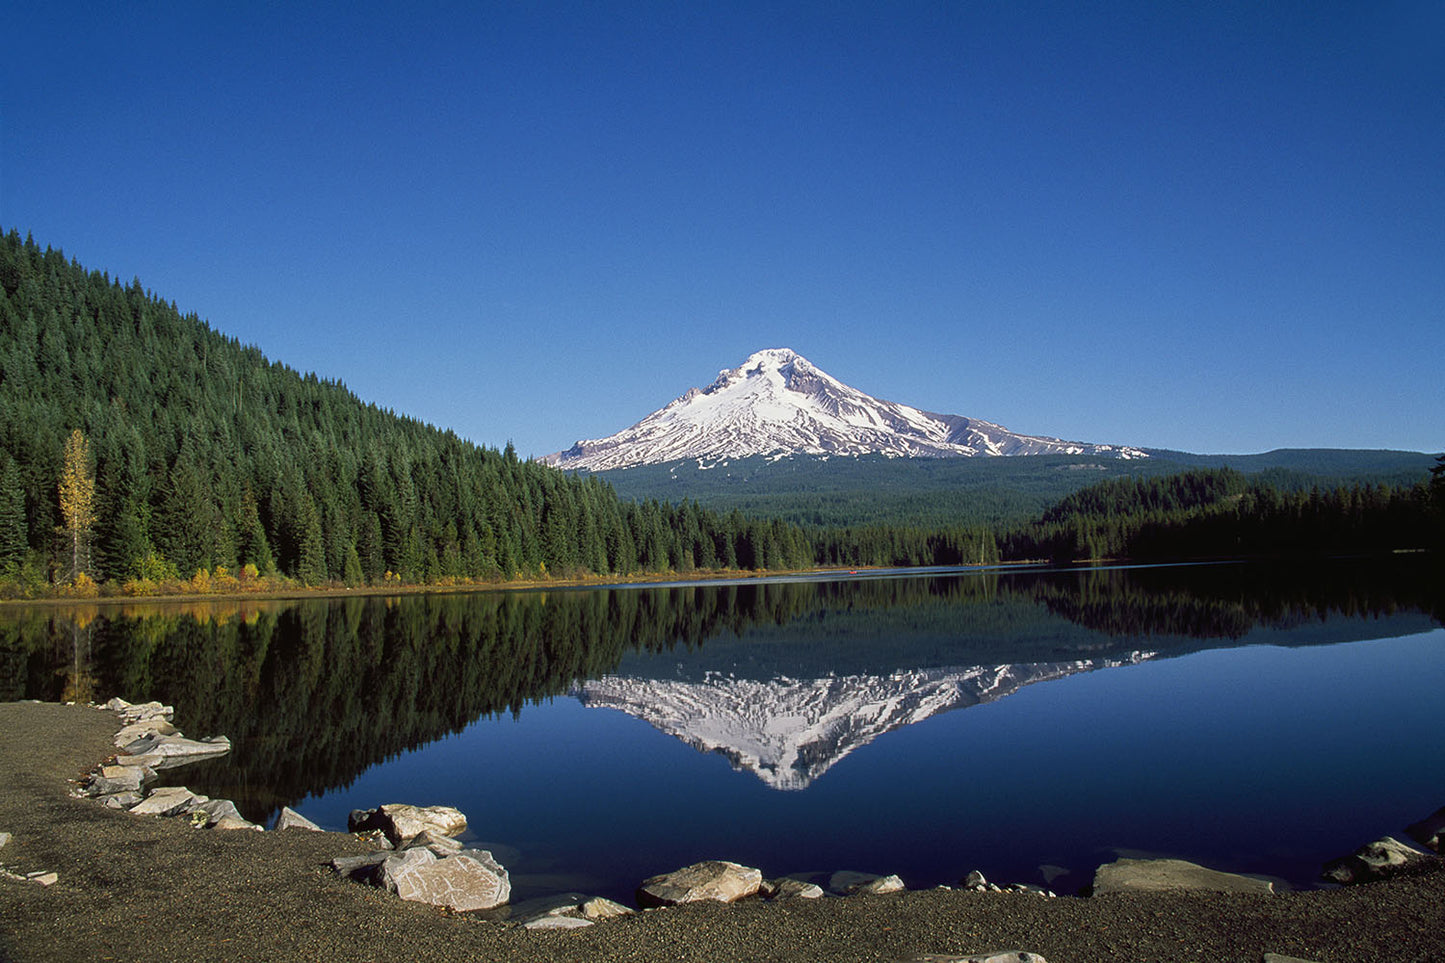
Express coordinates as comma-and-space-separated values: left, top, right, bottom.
743, 347, 802, 367
706, 347, 812, 393
544, 349, 1148, 471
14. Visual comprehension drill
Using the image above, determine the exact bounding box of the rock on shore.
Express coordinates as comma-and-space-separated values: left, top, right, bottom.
1092, 858, 1274, 896
637, 860, 763, 907
1320, 837, 1435, 885
348, 804, 468, 848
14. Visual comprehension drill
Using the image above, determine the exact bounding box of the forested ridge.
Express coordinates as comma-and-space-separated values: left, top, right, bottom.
1000, 465, 1445, 563
0, 229, 813, 595
596, 449, 1438, 529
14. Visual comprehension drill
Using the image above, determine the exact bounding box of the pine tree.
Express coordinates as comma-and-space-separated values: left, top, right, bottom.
0, 456, 27, 572
295, 493, 328, 585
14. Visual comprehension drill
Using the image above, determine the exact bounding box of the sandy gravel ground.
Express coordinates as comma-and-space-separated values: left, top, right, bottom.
1, 701, 1442, 963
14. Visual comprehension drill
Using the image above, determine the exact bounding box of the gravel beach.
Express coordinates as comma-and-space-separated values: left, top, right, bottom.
1, 701, 1441, 963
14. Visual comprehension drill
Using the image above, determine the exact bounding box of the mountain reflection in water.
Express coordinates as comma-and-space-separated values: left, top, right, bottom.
2, 559, 1440, 827
578, 656, 1153, 791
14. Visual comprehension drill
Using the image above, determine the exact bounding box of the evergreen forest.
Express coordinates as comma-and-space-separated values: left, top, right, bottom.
0, 229, 813, 595
997, 464, 1445, 563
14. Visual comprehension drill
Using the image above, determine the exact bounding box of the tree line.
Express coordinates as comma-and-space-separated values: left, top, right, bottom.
997, 465, 1445, 563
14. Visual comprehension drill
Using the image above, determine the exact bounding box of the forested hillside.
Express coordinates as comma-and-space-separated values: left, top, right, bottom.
0, 230, 812, 595
594, 450, 1438, 529
1000, 466, 1444, 562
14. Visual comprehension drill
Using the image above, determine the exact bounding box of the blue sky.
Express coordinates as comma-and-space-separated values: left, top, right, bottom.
4, 2, 1442, 458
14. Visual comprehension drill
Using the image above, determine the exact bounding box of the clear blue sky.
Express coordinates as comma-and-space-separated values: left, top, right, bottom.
4, 2, 1442, 458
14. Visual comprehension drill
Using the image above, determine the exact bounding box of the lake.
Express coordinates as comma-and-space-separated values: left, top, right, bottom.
3, 558, 1441, 904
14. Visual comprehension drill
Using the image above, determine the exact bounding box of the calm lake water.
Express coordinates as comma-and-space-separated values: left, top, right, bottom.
4, 559, 1442, 904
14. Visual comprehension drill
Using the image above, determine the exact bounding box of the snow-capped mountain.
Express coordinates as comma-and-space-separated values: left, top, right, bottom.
576, 653, 1152, 791
544, 348, 1148, 471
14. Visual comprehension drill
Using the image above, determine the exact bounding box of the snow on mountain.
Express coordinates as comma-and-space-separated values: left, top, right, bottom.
576, 653, 1152, 791
543, 348, 1148, 471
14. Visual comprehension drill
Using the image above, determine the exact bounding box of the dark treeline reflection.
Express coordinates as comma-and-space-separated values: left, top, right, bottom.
1019, 558, 1445, 642
2, 559, 1439, 821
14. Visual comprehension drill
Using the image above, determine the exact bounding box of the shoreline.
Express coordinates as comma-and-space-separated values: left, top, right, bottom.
5, 551, 1431, 611
2, 701, 1443, 962
0, 560, 1035, 610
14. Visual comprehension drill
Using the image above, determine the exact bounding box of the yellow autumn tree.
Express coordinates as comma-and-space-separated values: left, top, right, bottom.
58, 428, 95, 583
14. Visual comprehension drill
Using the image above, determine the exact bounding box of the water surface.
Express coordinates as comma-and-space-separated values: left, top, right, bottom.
4, 559, 1440, 903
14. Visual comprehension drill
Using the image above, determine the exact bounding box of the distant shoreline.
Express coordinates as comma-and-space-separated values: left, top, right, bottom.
0, 560, 1046, 610
7, 550, 1438, 612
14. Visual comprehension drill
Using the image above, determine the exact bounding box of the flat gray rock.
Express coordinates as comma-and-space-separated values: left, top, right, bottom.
580, 896, 634, 919
829, 870, 905, 896
384, 848, 511, 911
331, 851, 392, 881
408, 829, 462, 852
121, 731, 229, 751
85, 769, 144, 796
1262, 954, 1321, 963
768, 878, 824, 900
507, 893, 588, 924
1092, 858, 1273, 896
524, 915, 594, 930
112, 718, 179, 746
107, 699, 174, 724
274, 806, 322, 832
854, 874, 905, 895
118, 733, 230, 769
192, 798, 250, 828
637, 860, 762, 907
128, 786, 209, 817
507, 892, 632, 923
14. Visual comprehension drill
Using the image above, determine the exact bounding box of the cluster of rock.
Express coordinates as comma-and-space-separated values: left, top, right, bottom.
501, 893, 635, 930
1299, 804, 1444, 890
958, 869, 1057, 897
71, 698, 251, 829
328, 804, 511, 912
1320, 826, 1442, 886
633, 861, 919, 909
